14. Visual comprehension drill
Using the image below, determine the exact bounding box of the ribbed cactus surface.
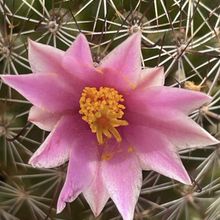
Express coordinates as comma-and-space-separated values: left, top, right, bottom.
0, 1, 220, 220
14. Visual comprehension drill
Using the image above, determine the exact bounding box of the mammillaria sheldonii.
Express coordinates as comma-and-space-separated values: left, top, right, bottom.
1, 32, 218, 220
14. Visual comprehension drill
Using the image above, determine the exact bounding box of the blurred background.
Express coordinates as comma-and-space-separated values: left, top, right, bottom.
0, 0, 220, 219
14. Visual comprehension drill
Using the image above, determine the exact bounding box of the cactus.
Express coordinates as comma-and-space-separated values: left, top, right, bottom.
0, 0, 220, 220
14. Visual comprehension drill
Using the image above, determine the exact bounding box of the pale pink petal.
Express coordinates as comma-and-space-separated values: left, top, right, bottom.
28, 115, 77, 168
28, 39, 85, 95
62, 56, 100, 85
126, 109, 218, 150
126, 87, 218, 148
1, 74, 75, 113
100, 32, 142, 84
65, 34, 93, 66
125, 126, 191, 184
156, 113, 219, 149
102, 148, 142, 220
128, 86, 212, 114
83, 166, 109, 217
137, 67, 164, 88
62, 34, 101, 85
57, 135, 98, 214
28, 39, 64, 73
28, 106, 61, 131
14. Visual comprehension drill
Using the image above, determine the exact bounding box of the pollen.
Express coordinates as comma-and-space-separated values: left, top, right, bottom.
79, 87, 128, 145
101, 152, 113, 161
128, 146, 135, 153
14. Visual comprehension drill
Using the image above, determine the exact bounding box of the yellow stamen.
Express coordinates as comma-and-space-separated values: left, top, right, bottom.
79, 87, 128, 144
109, 127, 122, 142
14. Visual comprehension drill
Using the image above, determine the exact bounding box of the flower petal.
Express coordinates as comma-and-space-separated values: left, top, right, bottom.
100, 32, 142, 84
28, 39, 64, 73
83, 165, 109, 217
126, 87, 218, 148
128, 86, 212, 114
137, 67, 164, 88
57, 135, 98, 214
1, 73, 75, 113
62, 34, 99, 85
102, 148, 142, 220
126, 108, 218, 150
65, 33, 93, 66
29, 38, 86, 94
28, 106, 61, 131
125, 126, 191, 184
28, 116, 76, 168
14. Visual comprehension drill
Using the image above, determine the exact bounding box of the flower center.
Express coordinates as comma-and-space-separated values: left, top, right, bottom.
79, 87, 128, 145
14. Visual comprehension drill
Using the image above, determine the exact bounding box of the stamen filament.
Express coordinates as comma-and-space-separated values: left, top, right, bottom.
109, 127, 122, 142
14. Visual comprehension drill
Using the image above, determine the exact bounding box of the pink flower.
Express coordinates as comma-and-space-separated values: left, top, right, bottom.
1, 33, 218, 220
